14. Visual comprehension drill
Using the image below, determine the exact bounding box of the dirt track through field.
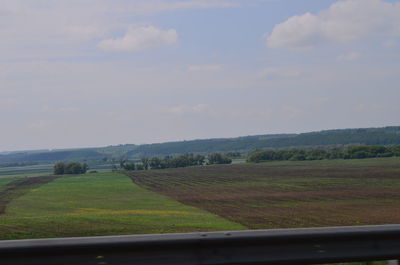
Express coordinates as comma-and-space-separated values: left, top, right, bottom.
0, 176, 58, 214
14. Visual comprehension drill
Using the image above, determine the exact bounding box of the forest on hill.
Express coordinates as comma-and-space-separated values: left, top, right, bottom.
0, 126, 399, 165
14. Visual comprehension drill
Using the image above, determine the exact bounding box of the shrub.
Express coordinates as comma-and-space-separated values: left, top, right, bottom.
53, 162, 88, 175
207, 153, 232, 165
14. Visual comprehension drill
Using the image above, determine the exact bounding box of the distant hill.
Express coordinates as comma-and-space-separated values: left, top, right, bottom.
0, 126, 399, 164
124, 134, 295, 157
0, 149, 105, 164
0, 149, 49, 155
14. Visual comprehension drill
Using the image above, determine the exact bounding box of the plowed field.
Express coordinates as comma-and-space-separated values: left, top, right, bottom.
126, 158, 400, 229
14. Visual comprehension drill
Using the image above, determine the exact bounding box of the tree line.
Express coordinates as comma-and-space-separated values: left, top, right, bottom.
53, 162, 88, 175
247, 145, 400, 163
119, 153, 232, 171
115, 127, 400, 159
0, 162, 38, 168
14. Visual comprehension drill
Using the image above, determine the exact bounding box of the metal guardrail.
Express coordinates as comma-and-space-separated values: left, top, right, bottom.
0, 225, 400, 265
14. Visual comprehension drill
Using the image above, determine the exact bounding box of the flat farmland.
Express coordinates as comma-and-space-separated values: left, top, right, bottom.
0, 164, 53, 176
126, 158, 400, 229
0, 172, 244, 240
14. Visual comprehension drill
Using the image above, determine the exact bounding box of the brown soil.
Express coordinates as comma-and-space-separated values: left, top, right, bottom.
125, 160, 400, 229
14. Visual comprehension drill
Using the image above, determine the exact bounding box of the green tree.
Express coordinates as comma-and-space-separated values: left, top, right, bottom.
122, 162, 136, 171
141, 157, 149, 170
208, 153, 232, 165
53, 162, 87, 175
149, 157, 161, 169
53, 162, 65, 175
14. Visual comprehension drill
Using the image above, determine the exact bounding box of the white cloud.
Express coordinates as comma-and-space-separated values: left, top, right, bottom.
337, 52, 361, 61
98, 26, 178, 52
0, 0, 236, 58
266, 0, 400, 49
0, 1, 110, 55
188, 64, 223, 72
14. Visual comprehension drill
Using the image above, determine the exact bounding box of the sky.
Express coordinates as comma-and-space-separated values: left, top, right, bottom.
1, 0, 400, 151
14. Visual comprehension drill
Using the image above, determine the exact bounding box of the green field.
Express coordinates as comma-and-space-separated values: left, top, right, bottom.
0, 172, 244, 240
0, 177, 21, 192
0, 164, 53, 176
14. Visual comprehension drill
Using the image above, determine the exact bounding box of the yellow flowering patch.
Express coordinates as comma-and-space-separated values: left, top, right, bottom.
69, 208, 192, 216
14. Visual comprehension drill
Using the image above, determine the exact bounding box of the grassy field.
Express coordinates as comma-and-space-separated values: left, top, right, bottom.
0, 177, 23, 192
0, 172, 244, 240
0, 164, 54, 176
126, 157, 400, 229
